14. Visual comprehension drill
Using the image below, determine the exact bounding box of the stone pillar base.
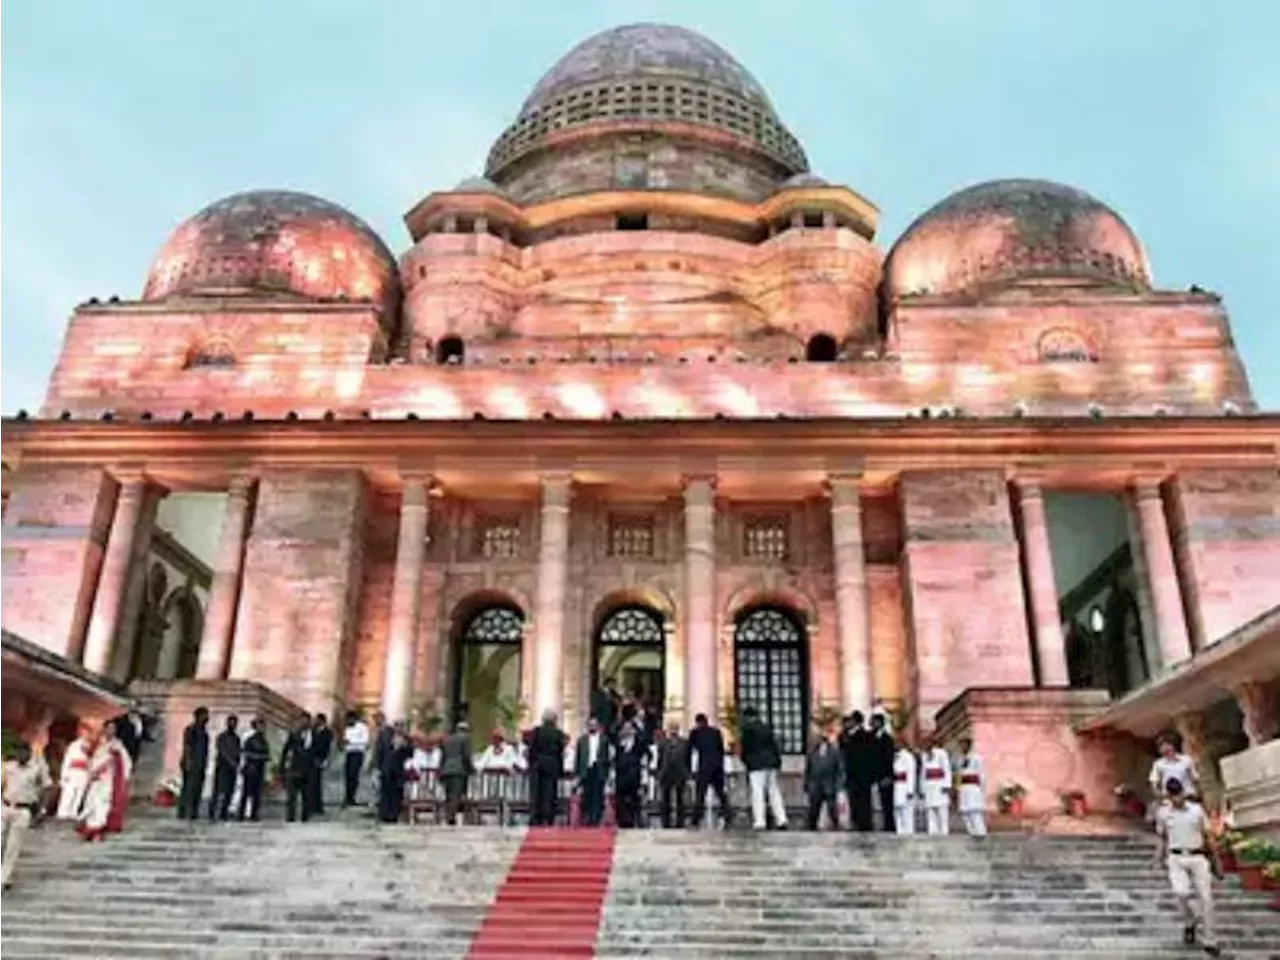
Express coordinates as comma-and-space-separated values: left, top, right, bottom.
129, 679, 306, 801
933, 687, 1146, 817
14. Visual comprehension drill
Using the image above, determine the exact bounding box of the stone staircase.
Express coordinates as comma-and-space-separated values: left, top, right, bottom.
2, 815, 1278, 959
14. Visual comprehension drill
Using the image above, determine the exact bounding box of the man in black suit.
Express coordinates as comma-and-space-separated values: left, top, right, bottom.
112, 700, 151, 764
238, 717, 270, 821
574, 717, 612, 826
655, 722, 691, 828
870, 712, 896, 832
839, 711, 876, 832
308, 713, 333, 817
613, 721, 646, 828
688, 712, 732, 828
589, 680, 619, 737
209, 715, 241, 821
280, 714, 315, 823
177, 707, 210, 821
527, 709, 567, 826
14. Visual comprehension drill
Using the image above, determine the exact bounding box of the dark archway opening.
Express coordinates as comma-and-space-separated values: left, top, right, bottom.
805, 333, 838, 363
594, 605, 666, 723
733, 605, 810, 754
451, 603, 524, 746
436, 335, 465, 365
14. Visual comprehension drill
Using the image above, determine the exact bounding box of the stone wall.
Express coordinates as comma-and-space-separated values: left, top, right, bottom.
1169, 469, 1280, 646
901, 471, 1035, 728
1, 467, 116, 659
228, 471, 367, 713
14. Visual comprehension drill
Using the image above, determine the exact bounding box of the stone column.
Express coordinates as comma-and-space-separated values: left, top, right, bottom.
683, 477, 718, 726
196, 476, 255, 680
532, 474, 572, 719
1235, 681, 1280, 746
1133, 478, 1192, 671
1014, 480, 1069, 687
381, 477, 432, 722
82, 474, 148, 675
827, 475, 872, 711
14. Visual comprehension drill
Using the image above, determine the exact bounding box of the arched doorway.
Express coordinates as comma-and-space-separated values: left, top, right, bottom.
594, 605, 666, 718
451, 603, 525, 744
733, 605, 809, 755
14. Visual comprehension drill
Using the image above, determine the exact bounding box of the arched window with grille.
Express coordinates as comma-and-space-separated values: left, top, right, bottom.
451, 603, 525, 738
733, 605, 809, 754
594, 605, 666, 717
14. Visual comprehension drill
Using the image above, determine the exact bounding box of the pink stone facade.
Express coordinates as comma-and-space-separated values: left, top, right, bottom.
3, 24, 1279, 810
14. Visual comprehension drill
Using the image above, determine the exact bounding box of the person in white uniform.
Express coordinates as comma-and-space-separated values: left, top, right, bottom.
919, 738, 952, 836
1155, 778, 1221, 957
1150, 733, 1199, 800
3, 742, 51, 889
55, 730, 92, 821
891, 740, 918, 835
955, 737, 987, 838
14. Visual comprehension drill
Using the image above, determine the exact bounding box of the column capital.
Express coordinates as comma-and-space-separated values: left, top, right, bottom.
1014, 478, 1045, 502
681, 475, 717, 507
540, 472, 574, 510
109, 465, 151, 489
1133, 474, 1170, 501
226, 474, 257, 501
824, 473, 864, 506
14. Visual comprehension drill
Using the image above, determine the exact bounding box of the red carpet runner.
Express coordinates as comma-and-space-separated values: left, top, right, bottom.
466, 827, 618, 959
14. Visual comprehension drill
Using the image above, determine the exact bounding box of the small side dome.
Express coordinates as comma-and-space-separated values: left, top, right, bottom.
777, 173, 828, 191
142, 190, 401, 330
453, 176, 509, 197
884, 179, 1150, 300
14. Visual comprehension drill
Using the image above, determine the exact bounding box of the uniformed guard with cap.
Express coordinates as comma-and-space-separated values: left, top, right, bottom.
1155, 777, 1222, 957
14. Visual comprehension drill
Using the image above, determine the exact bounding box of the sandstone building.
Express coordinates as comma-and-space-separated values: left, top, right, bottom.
3, 24, 1278, 816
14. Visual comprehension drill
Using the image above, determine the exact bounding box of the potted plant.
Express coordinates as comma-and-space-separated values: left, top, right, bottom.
997, 782, 1028, 817
1218, 830, 1244, 873
152, 776, 181, 808
1061, 789, 1088, 818
1113, 784, 1145, 819
1262, 862, 1280, 892
1235, 839, 1276, 891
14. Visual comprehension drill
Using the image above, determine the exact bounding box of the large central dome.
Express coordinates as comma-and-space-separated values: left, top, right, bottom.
519, 24, 774, 115
485, 24, 808, 204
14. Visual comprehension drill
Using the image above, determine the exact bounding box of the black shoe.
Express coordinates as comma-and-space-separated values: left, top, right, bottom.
1183, 925, 1197, 946
1203, 947, 1221, 958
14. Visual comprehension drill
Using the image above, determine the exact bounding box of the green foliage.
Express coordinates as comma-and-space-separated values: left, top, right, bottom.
492, 694, 528, 736
1, 727, 25, 760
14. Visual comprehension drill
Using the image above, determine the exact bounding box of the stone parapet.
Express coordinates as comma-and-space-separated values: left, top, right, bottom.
933, 686, 1136, 816
129, 678, 306, 798
1221, 738, 1280, 839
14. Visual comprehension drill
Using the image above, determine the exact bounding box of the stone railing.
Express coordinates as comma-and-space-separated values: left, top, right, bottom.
402, 768, 811, 825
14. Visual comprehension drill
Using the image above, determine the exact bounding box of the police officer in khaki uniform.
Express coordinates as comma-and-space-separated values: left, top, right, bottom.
0, 742, 50, 896
1155, 778, 1222, 957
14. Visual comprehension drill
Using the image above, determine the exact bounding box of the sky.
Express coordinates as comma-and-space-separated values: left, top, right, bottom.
3, 0, 1278, 412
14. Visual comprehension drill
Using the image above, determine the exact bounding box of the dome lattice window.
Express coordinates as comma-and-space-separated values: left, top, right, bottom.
185, 337, 237, 370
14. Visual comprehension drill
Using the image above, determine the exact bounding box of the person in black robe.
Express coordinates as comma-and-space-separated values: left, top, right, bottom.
870, 712, 896, 832
238, 717, 270, 821
839, 711, 876, 832
308, 713, 333, 817
377, 726, 414, 824
111, 700, 152, 765
688, 712, 732, 828
613, 722, 646, 828
177, 707, 210, 821
589, 680, 619, 737
280, 714, 315, 823
209, 715, 241, 821
655, 723, 691, 828
368, 711, 394, 803
527, 710, 567, 826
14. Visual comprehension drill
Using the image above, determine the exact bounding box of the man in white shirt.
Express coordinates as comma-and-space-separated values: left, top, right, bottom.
1150, 733, 1199, 801
342, 710, 370, 808
1155, 778, 1221, 957
920, 738, 952, 836
955, 737, 987, 838
891, 741, 918, 835
3, 743, 51, 889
